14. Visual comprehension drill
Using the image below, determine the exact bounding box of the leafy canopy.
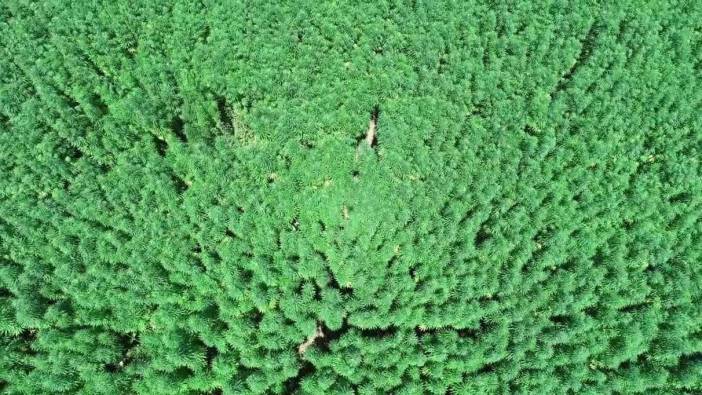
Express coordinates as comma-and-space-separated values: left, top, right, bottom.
1, 1, 701, 394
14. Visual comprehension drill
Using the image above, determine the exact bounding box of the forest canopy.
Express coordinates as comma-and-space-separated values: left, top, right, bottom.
1, 1, 701, 394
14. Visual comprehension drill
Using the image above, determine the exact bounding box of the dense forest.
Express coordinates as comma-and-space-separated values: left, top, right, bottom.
1, 1, 701, 393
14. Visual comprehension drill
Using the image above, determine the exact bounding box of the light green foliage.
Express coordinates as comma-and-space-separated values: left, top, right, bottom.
1, 1, 701, 394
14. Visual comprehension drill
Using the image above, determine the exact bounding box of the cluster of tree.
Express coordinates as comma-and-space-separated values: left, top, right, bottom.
1, 0, 701, 393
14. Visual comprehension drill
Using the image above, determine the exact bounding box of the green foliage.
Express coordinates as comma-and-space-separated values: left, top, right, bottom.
1, 0, 701, 394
